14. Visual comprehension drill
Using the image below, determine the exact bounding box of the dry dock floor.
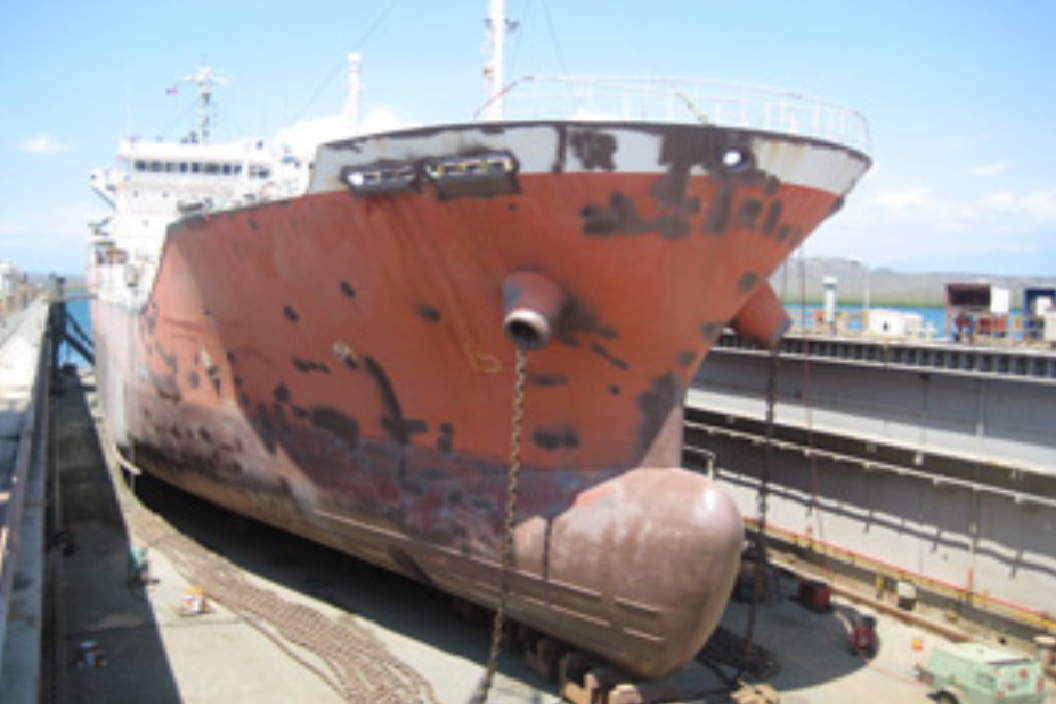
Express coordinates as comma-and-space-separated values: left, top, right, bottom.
53, 370, 1054, 704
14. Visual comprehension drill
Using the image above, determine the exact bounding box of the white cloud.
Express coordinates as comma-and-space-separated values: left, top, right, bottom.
18, 132, 67, 154
970, 162, 1010, 177
272, 106, 415, 159
982, 187, 1056, 222
358, 106, 415, 135
871, 187, 934, 210
0, 200, 106, 273
811, 176, 1056, 275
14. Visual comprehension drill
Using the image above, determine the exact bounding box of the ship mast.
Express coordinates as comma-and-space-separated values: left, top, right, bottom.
484, 0, 507, 120
182, 64, 225, 143
344, 53, 363, 134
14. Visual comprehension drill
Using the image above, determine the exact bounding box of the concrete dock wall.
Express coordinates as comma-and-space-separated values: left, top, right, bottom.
0, 298, 50, 703
690, 339, 1056, 636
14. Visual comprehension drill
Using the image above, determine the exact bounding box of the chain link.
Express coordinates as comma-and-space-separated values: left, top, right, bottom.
124, 500, 442, 704
473, 345, 528, 704
741, 345, 779, 669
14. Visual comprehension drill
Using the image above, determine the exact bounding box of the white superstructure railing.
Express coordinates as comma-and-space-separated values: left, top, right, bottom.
478, 76, 870, 154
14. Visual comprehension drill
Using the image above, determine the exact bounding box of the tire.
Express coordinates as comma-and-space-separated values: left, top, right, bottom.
934, 692, 959, 704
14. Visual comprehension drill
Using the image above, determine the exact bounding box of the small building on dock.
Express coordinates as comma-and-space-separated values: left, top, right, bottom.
945, 282, 1010, 341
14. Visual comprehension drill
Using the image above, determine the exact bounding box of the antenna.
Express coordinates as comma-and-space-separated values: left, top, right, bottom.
180, 64, 227, 143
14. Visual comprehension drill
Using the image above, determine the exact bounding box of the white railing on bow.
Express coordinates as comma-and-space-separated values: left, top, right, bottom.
477, 76, 870, 154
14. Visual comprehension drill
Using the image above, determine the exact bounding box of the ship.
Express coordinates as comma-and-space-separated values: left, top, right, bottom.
87, 3, 870, 680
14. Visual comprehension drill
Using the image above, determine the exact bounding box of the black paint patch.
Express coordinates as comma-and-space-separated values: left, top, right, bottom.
581, 192, 689, 240
737, 198, 763, 230
273, 382, 292, 404
529, 373, 569, 388
206, 365, 221, 395
533, 428, 581, 452
187, 371, 200, 389
283, 305, 300, 323
608, 384, 621, 396
272, 404, 292, 439
590, 342, 629, 370
438, 422, 454, 454
568, 129, 618, 171
340, 280, 357, 299
417, 304, 441, 323
294, 358, 332, 375
738, 272, 759, 292
829, 195, 846, 217
704, 183, 733, 234
675, 350, 697, 368
254, 416, 277, 452
762, 201, 782, 235
637, 373, 681, 451
308, 407, 360, 450
385, 417, 429, 443
364, 356, 428, 446
228, 352, 238, 365
556, 300, 618, 348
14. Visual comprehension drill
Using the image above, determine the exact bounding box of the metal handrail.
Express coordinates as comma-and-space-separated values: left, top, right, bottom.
476, 75, 871, 154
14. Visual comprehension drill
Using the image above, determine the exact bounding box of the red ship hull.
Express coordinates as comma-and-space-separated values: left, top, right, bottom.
92, 121, 869, 677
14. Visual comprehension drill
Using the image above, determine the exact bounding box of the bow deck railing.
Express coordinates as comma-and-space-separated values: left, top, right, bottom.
478, 75, 871, 154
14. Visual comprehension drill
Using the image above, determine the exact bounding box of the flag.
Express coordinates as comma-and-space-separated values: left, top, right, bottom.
166, 85, 178, 96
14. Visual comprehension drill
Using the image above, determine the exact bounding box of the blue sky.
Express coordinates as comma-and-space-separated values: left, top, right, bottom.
2, 0, 1055, 277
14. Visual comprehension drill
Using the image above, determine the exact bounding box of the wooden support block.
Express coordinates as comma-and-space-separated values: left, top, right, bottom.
500, 620, 521, 652
524, 636, 565, 683
606, 681, 680, 704
559, 651, 594, 688
558, 652, 598, 704
729, 682, 780, 704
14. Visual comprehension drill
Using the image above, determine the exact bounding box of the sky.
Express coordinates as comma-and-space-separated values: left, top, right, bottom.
1, 0, 1055, 277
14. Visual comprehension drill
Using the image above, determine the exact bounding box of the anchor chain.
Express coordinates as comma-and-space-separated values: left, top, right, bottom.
474, 345, 528, 704
741, 345, 779, 670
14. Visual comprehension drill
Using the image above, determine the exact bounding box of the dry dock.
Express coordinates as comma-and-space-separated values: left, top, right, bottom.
2, 298, 1053, 703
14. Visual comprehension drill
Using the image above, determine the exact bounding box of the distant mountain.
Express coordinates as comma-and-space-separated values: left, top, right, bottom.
770, 257, 1055, 308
